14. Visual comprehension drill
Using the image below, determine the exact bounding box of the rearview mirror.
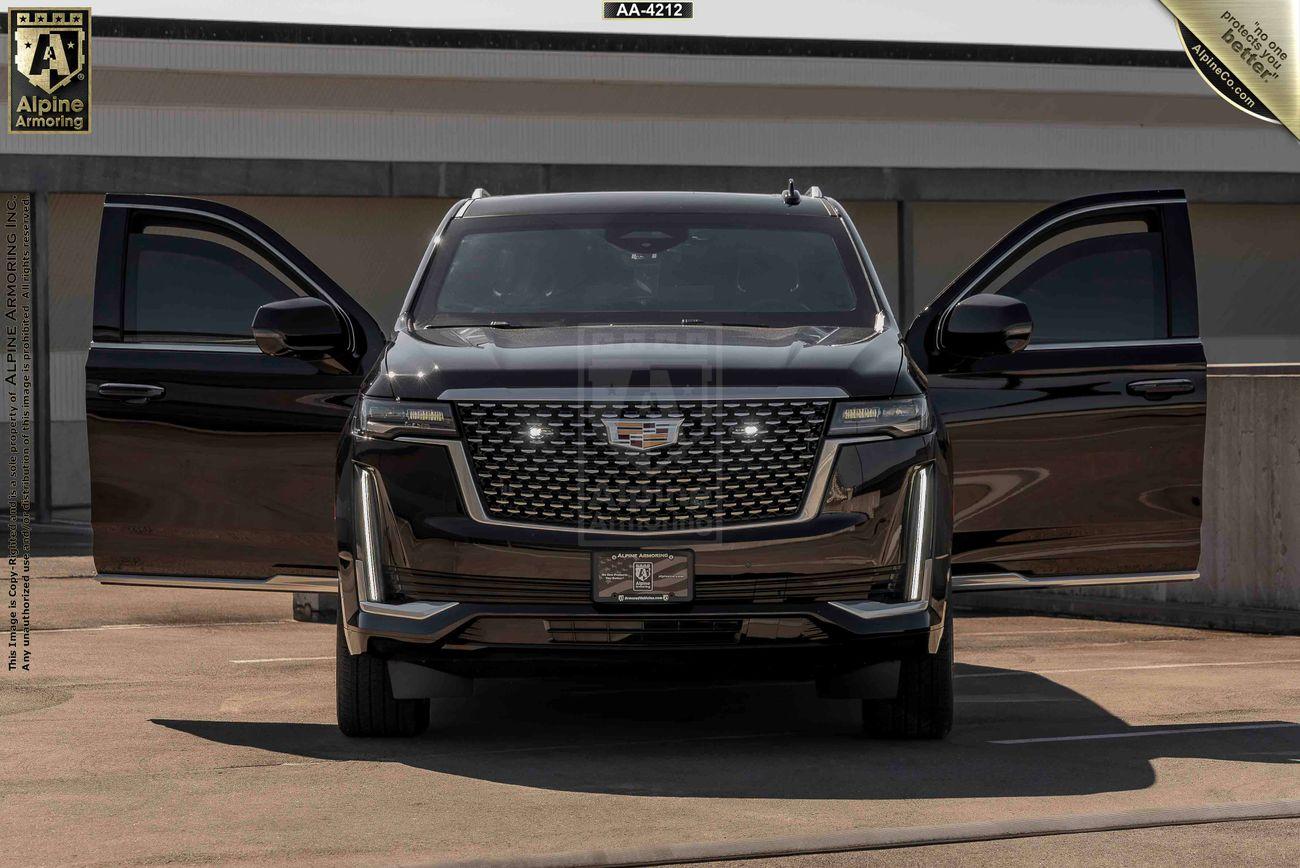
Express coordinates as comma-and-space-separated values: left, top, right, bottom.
940, 294, 1032, 358
253, 297, 347, 360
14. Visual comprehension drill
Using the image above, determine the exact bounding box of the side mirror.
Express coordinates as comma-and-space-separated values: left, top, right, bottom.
940, 294, 1032, 358
252, 297, 347, 360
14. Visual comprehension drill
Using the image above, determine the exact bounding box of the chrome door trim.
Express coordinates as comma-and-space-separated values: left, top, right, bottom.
97, 573, 338, 593
952, 570, 1199, 592
935, 196, 1185, 351
435, 386, 849, 401
394, 434, 887, 537
90, 340, 265, 354
103, 201, 358, 352
1021, 338, 1202, 352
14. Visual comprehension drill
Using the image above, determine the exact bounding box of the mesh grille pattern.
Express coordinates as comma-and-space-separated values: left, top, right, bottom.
456, 399, 831, 532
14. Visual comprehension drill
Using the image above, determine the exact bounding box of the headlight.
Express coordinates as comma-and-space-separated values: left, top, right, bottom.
355, 397, 457, 438
827, 396, 930, 437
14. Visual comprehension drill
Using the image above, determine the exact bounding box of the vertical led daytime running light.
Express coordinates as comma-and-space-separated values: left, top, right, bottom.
905, 464, 934, 602
355, 466, 384, 603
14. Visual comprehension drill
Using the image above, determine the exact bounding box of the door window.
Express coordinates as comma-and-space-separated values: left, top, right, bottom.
123, 231, 300, 345
978, 220, 1170, 345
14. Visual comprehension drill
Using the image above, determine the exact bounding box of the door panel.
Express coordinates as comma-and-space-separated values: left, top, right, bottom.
906, 190, 1205, 585
87, 195, 384, 586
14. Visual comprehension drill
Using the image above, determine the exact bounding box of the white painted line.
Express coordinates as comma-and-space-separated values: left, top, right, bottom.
992, 722, 1300, 745
39, 619, 292, 634
229, 655, 332, 664
958, 658, 1300, 679
961, 627, 1120, 637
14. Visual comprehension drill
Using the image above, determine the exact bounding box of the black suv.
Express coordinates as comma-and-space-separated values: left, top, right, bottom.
86, 187, 1205, 740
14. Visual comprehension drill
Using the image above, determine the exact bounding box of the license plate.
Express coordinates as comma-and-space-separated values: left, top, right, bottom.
592, 550, 693, 604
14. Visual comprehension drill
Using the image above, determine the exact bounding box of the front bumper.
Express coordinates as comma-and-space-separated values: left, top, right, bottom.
336, 428, 951, 661
357, 598, 933, 644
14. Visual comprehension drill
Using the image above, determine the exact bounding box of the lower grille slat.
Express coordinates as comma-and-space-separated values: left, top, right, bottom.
450, 616, 833, 646
396, 569, 899, 605
456, 399, 831, 532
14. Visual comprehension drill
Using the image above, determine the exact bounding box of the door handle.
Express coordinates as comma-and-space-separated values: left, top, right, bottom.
1126, 378, 1194, 400
97, 382, 166, 402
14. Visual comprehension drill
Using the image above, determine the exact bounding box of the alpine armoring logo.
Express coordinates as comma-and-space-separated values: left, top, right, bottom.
8, 8, 91, 133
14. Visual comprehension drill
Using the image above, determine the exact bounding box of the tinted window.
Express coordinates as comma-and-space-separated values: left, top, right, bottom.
995, 232, 1168, 343
123, 233, 298, 344
413, 214, 876, 327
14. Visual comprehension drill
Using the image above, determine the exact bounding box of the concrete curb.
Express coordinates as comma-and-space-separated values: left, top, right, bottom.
425, 800, 1300, 868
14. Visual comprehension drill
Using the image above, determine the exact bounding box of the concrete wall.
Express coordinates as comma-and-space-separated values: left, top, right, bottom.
1198, 373, 1300, 611
7, 35, 1297, 175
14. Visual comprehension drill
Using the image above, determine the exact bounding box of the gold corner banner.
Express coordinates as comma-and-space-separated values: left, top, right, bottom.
1159, 1, 1299, 138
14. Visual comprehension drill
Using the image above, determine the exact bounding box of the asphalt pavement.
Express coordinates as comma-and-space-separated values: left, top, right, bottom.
3, 565, 1298, 866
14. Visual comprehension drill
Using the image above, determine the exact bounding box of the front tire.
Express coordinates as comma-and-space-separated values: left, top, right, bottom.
862, 605, 954, 740
336, 619, 429, 738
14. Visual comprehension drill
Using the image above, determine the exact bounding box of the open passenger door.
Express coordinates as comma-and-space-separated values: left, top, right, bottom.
905, 190, 1205, 591
86, 195, 384, 591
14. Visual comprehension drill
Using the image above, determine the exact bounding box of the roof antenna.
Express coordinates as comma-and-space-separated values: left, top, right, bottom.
782, 178, 801, 206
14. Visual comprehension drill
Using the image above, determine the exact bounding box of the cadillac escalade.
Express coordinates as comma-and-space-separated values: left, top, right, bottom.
85, 186, 1205, 740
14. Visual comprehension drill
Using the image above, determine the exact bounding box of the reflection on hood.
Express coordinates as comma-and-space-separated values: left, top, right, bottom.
417, 324, 881, 350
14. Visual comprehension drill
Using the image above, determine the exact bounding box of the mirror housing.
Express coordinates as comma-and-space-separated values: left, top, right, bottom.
940, 294, 1033, 358
253, 297, 347, 360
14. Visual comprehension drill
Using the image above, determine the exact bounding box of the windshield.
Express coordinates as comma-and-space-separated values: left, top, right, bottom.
410, 213, 880, 328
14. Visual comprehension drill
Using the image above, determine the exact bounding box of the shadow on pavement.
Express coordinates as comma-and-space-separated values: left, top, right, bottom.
156, 663, 1299, 800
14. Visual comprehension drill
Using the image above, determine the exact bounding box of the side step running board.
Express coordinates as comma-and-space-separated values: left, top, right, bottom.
98, 573, 336, 593
952, 570, 1198, 592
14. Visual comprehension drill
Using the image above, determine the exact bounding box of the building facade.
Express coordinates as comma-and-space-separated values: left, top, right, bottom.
3, 20, 1299, 546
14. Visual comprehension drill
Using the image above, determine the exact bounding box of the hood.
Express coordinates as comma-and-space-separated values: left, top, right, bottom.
371, 324, 907, 400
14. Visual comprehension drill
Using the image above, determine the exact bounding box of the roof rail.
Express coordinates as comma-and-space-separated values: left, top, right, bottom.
781, 179, 801, 206
806, 185, 825, 198
470, 187, 491, 199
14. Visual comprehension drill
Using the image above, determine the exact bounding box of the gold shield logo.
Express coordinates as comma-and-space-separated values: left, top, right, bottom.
12, 9, 86, 95
604, 418, 683, 451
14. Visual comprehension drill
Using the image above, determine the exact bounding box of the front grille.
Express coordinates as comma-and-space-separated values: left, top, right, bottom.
456, 399, 832, 531
395, 568, 900, 605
